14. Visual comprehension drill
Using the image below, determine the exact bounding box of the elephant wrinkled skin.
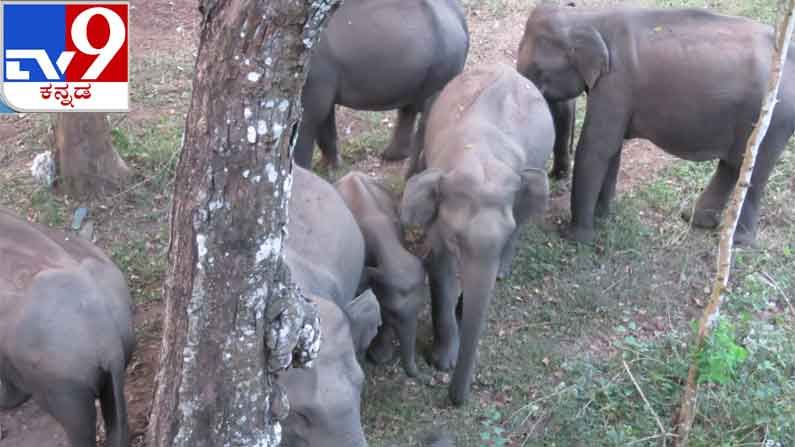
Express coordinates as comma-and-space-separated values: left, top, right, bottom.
293, 0, 469, 168
402, 65, 553, 405
336, 171, 426, 378
517, 6, 795, 244
0, 208, 135, 447
280, 166, 380, 447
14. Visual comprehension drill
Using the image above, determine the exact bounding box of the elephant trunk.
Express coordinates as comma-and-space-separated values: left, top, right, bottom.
449, 256, 500, 406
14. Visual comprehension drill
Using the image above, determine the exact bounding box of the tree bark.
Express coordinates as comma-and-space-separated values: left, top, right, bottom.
146, 1, 338, 446
52, 112, 131, 198
671, 2, 795, 445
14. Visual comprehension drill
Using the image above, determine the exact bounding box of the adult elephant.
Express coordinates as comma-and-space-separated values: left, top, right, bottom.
401, 65, 553, 405
293, 0, 470, 169
0, 208, 135, 447
517, 6, 795, 244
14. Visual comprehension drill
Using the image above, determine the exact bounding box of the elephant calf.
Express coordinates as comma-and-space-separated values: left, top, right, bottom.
336, 171, 426, 379
0, 208, 135, 447
402, 65, 553, 405
280, 166, 380, 447
517, 6, 795, 244
293, 0, 469, 168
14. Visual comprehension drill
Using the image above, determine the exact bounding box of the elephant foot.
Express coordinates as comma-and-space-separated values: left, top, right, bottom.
559, 223, 595, 244
0, 379, 31, 410
404, 363, 433, 385
448, 381, 470, 407
381, 143, 412, 161
367, 338, 398, 365
733, 227, 758, 247
430, 339, 459, 372
681, 207, 721, 229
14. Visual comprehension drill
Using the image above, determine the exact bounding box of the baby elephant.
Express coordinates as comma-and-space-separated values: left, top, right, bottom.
336, 172, 426, 379
281, 166, 380, 447
402, 65, 553, 405
0, 208, 135, 447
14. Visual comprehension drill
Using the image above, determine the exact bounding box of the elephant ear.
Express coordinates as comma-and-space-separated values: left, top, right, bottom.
344, 288, 382, 354
521, 168, 549, 221
400, 169, 444, 228
569, 26, 610, 91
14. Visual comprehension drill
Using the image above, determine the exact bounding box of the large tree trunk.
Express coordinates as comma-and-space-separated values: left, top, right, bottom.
52, 112, 131, 198
146, 1, 338, 446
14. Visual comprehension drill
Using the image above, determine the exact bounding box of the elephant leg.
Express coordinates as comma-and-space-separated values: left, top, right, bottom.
383, 105, 419, 161
497, 228, 520, 280
316, 106, 340, 169
735, 122, 792, 245
427, 250, 460, 372
294, 111, 321, 168
37, 386, 97, 447
367, 323, 397, 365
449, 257, 500, 406
595, 150, 622, 218
0, 378, 31, 409
549, 99, 576, 180
682, 160, 737, 229
396, 308, 423, 380
293, 72, 336, 168
564, 95, 629, 243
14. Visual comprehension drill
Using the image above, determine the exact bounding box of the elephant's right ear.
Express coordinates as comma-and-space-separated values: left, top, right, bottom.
345, 289, 382, 354
569, 26, 610, 91
400, 169, 444, 228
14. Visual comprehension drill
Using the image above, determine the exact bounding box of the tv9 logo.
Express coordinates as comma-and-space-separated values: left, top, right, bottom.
1, 1, 129, 112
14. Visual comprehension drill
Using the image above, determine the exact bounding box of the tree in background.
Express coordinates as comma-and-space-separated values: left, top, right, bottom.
51, 112, 131, 197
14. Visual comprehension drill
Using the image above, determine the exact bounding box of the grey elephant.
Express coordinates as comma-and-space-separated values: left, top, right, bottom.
285, 166, 377, 339
293, 0, 469, 168
401, 65, 553, 405
277, 294, 374, 447
0, 208, 135, 447
280, 166, 380, 446
336, 171, 426, 378
517, 6, 795, 244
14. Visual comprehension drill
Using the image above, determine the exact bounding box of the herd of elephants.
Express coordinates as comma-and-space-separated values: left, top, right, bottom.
1, 0, 794, 446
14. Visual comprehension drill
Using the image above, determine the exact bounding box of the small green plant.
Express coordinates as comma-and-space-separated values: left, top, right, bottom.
696, 318, 749, 385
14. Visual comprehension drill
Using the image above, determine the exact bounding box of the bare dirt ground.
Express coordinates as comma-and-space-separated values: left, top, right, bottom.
0, 0, 755, 446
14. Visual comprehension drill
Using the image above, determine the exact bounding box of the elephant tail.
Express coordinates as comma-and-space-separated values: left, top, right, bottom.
100, 358, 130, 447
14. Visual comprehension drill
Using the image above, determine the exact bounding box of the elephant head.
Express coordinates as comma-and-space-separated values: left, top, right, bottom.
401, 167, 547, 256
516, 6, 610, 101
279, 293, 379, 447
400, 165, 547, 404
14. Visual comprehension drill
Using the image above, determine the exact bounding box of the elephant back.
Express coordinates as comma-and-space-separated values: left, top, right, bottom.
0, 208, 117, 299
286, 166, 366, 309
